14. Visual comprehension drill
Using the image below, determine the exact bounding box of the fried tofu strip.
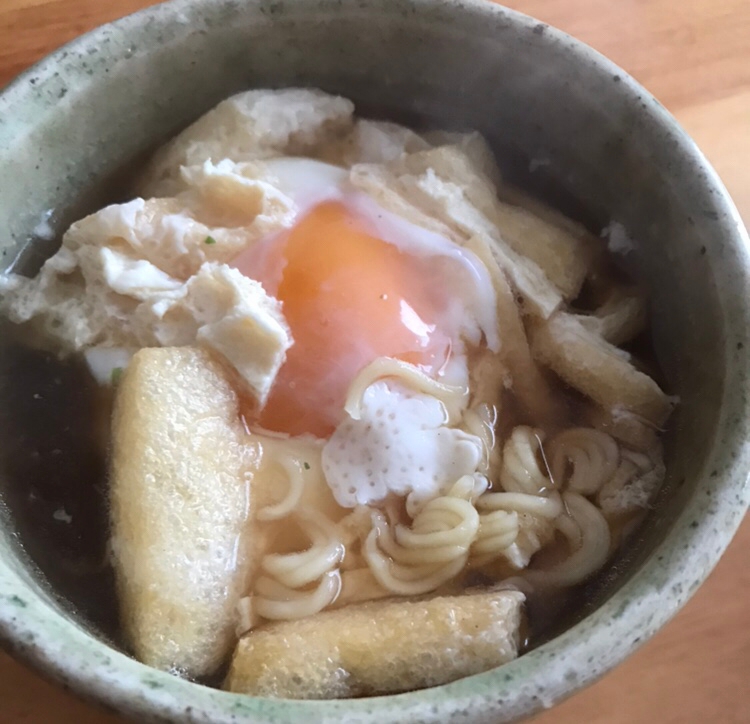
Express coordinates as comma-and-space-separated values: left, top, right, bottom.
323, 118, 432, 166
496, 182, 600, 244
462, 235, 563, 425
531, 312, 673, 426
141, 88, 355, 197
110, 347, 257, 678
225, 589, 524, 699
420, 131, 504, 189
575, 288, 647, 347
489, 201, 598, 301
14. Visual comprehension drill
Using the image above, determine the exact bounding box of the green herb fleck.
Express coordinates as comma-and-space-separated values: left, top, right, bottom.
204, 235, 217, 245
303, 462, 310, 470
111, 367, 124, 385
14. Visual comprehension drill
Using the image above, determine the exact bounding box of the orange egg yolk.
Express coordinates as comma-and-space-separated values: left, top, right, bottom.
232, 200, 452, 438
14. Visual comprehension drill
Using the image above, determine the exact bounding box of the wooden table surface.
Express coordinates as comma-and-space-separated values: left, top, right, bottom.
1, 0, 749, 722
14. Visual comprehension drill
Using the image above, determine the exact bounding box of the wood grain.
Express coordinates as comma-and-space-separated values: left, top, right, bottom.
1, 1, 748, 722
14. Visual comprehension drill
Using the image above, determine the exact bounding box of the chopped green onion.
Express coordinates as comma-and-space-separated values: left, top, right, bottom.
204, 235, 217, 245
111, 367, 124, 385
303, 462, 311, 470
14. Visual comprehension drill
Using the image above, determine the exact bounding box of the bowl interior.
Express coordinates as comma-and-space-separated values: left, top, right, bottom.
1, 0, 749, 722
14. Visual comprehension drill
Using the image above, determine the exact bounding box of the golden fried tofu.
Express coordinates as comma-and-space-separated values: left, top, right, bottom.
225, 589, 524, 699
110, 347, 257, 678
531, 312, 673, 426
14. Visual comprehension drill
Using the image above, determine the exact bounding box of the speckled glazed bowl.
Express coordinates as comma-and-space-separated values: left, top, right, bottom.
1, 0, 749, 722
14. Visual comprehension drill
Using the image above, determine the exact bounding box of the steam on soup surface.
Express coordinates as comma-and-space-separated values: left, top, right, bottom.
0, 88, 674, 698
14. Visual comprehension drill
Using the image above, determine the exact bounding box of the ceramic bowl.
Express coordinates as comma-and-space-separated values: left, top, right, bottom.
1, 0, 749, 722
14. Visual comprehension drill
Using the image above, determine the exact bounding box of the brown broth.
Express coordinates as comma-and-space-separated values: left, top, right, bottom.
0, 328, 120, 645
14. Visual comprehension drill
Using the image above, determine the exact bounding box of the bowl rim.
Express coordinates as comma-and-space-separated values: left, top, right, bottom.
1, 0, 749, 722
